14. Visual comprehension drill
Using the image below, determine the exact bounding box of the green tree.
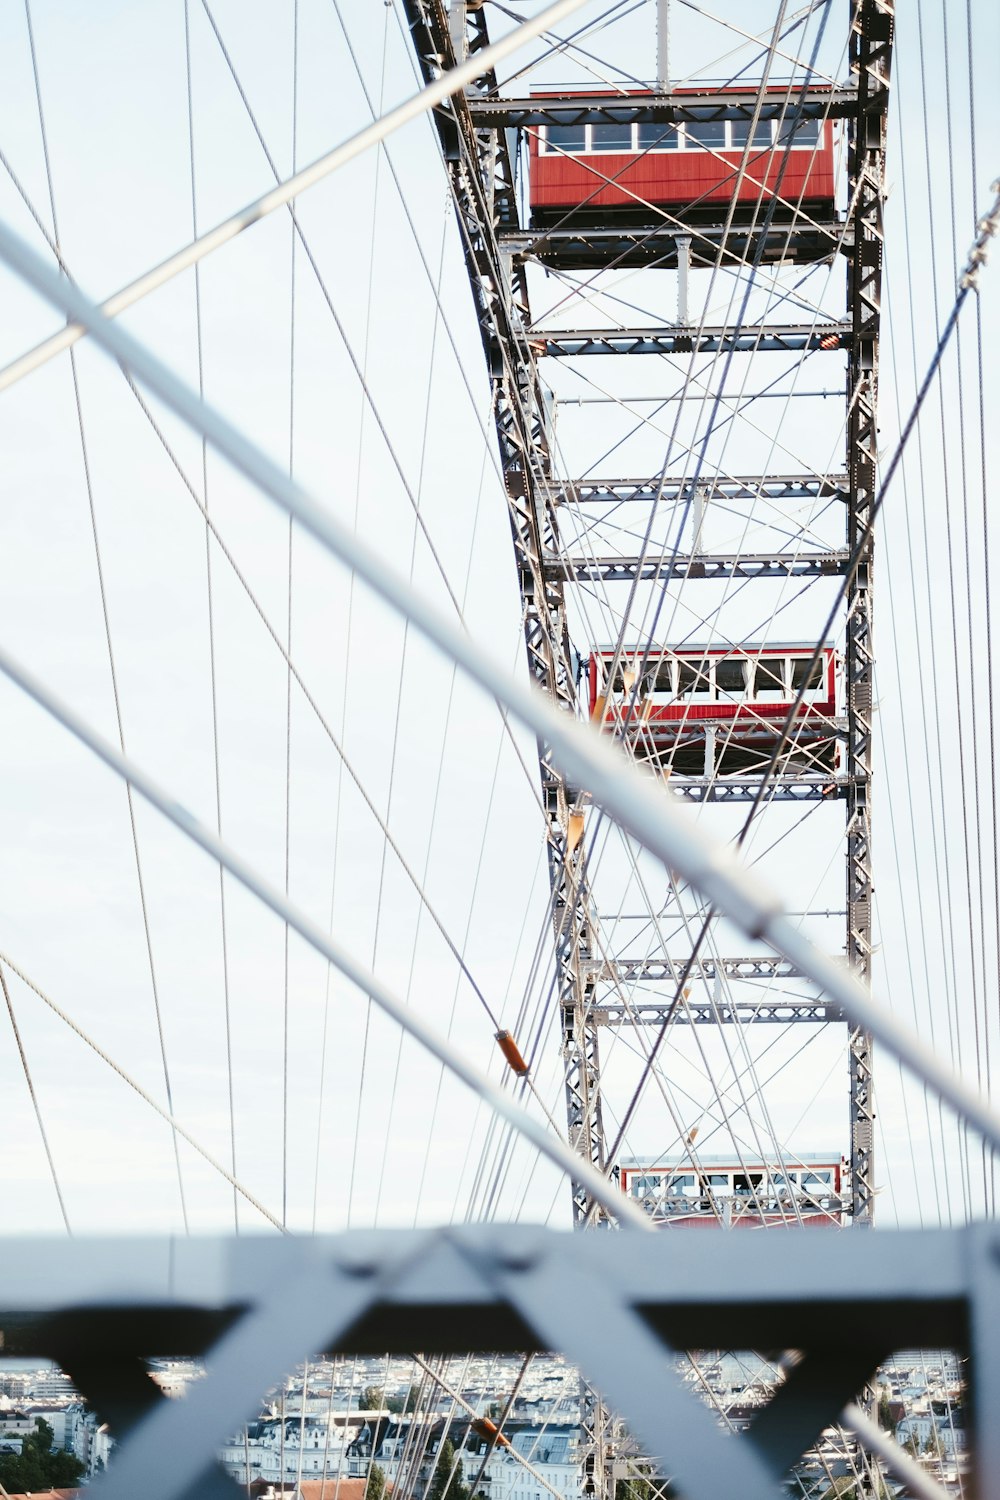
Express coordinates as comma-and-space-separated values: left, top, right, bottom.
387, 1385, 423, 1414
616, 1468, 654, 1500
429, 1438, 470, 1500
361, 1386, 385, 1410
0, 1417, 85, 1493
877, 1386, 896, 1434
367, 1461, 389, 1500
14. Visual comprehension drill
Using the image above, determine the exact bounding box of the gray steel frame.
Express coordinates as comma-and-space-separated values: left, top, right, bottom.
601, 955, 810, 983
668, 775, 849, 803
534, 323, 850, 356
466, 87, 859, 128
3, 1225, 994, 1500
501, 223, 844, 272
548, 550, 850, 581
405, 0, 891, 1317
556, 474, 847, 505
595, 997, 845, 1025
594, 955, 847, 1027
844, 0, 893, 1226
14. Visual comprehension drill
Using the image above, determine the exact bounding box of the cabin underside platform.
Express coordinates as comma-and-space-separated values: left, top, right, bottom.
614, 723, 845, 780
514, 208, 845, 271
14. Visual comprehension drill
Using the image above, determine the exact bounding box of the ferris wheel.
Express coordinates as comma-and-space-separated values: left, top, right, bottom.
0, 2, 999, 1499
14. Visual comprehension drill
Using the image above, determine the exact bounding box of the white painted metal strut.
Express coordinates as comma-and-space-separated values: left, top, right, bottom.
0, 222, 999, 1164
0, 1224, 984, 1500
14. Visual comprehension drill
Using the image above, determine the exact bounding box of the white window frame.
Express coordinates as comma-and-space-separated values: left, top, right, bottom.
788, 651, 827, 702
676, 655, 714, 699
539, 116, 824, 157
752, 655, 790, 702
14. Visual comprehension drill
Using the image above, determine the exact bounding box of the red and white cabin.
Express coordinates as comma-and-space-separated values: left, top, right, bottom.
618, 1152, 847, 1228
528, 88, 836, 227
587, 642, 841, 777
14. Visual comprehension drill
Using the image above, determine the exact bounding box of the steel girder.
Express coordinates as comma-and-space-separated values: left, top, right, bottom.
668, 776, 849, 803
534, 322, 850, 357
844, 0, 893, 1226
546, 550, 850, 582
593, 955, 847, 1027
595, 998, 846, 1025
556, 474, 848, 506
3, 1225, 998, 1500
402, 0, 609, 1225
502, 223, 844, 272
466, 86, 859, 128
601, 955, 810, 983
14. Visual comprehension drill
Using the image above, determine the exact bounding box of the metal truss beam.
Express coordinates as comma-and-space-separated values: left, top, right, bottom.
548, 549, 850, 582
502, 222, 844, 271
594, 996, 845, 1025
467, 86, 859, 128
669, 776, 847, 803
555, 473, 848, 506
594, 953, 848, 1029
0, 1224, 973, 1359
844, 0, 892, 1227
3, 1225, 998, 1500
403, 0, 609, 1243
600, 954, 808, 983
535, 323, 849, 356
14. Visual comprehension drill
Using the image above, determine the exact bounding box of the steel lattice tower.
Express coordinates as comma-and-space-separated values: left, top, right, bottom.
406, 0, 891, 1208
405, 0, 892, 1487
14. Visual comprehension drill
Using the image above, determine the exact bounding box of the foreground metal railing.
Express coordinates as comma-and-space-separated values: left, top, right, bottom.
0, 1223, 990, 1500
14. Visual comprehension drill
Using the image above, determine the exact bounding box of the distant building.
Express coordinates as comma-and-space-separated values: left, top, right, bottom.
23, 1370, 77, 1400
65, 1405, 113, 1476
0, 1411, 37, 1438
897, 1405, 967, 1456
476, 1425, 585, 1500
249, 1483, 379, 1500
222, 1413, 367, 1487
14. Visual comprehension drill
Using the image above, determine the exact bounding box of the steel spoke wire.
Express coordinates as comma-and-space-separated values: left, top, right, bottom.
9, 190, 1000, 1235
21, 0, 190, 1230
183, 0, 238, 1233
551, 52, 847, 786
0, 25, 547, 1148
0, 959, 71, 1233
597, 32, 844, 730
0, 949, 284, 1230
0, 0, 596, 397
575, 177, 1000, 1224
